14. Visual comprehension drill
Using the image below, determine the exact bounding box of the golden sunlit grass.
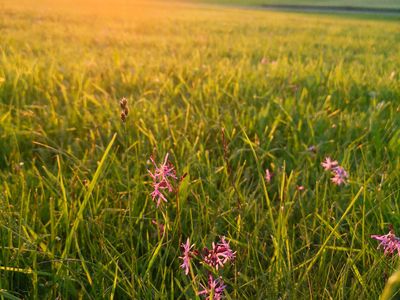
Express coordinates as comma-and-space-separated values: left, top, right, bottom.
0, 0, 399, 298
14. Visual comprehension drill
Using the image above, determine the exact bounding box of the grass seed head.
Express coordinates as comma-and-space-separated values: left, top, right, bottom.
119, 97, 129, 122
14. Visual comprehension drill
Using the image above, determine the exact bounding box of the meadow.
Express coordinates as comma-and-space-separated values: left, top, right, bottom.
188, 0, 400, 9
0, 0, 400, 299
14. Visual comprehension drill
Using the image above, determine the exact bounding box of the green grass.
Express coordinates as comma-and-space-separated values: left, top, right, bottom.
1, 0, 400, 299
189, 0, 400, 9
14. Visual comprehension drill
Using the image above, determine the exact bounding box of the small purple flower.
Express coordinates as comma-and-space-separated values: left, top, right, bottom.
179, 238, 195, 275
321, 157, 338, 171
308, 145, 317, 153
198, 275, 226, 300
321, 157, 349, 186
265, 169, 272, 183
331, 166, 349, 186
203, 236, 236, 270
148, 153, 177, 207
371, 229, 400, 256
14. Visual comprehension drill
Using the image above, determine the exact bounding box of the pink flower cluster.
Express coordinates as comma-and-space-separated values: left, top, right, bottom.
148, 153, 177, 207
321, 157, 349, 186
198, 275, 227, 300
179, 236, 235, 299
371, 229, 400, 256
203, 236, 236, 270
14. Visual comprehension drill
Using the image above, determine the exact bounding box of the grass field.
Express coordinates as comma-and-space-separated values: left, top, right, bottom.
189, 0, 400, 9
1, 0, 400, 299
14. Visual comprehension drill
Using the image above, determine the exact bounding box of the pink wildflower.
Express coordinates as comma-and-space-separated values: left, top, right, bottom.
148, 153, 177, 207
330, 166, 349, 186
296, 185, 305, 191
265, 169, 272, 183
150, 182, 168, 207
371, 228, 400, 256
198, 274, 226, 300
203, 236, 236, 270
321, 157, 349, 186
321, 157, 338, 171
179, 238, 195, 275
